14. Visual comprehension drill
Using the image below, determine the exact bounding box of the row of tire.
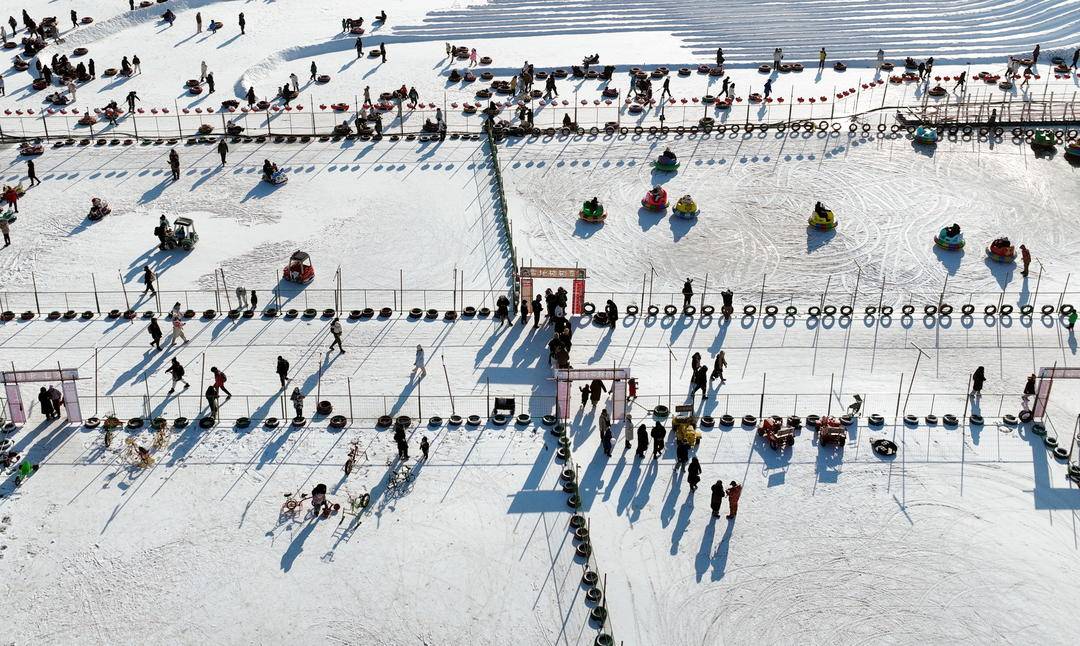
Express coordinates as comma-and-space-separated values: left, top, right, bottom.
499, 121, 1073, 139
581, 302, 1076, 319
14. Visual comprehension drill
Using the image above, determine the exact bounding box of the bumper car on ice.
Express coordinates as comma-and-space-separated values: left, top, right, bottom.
808, 203, 836, 231
87, 197, 111, 222
283, 250, 315, 283
641, 186, 668, 211
1031, 129, 1056, 149
986, 237, 1015, 263
1065, 139, 1080, 159
913, 126, 939, 145
653, 151, 679, 172
579, 198, 606, 223
671, 195, 699, 219
934, 224, 964, 250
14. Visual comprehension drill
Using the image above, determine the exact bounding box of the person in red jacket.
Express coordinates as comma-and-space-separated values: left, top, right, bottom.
210, 366, 233, 398
3, 185, 19, 213
1019, 244, 1031, 276
726, 481, 742, 519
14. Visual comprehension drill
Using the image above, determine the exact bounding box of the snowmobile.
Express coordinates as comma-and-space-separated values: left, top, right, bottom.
87, 197, 111, 221
262, 161, 288, 185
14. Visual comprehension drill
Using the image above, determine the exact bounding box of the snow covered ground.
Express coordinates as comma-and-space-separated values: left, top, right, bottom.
2, 2, 1080, 645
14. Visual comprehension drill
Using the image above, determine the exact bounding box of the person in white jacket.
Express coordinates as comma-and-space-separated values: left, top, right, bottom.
413, 345, 427, 378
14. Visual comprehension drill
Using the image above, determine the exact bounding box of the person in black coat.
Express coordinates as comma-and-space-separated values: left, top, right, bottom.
681, 278, 694, 307
675, 440, 690, 468
601, 424, 613, 457
519, 298, 529, 324
636, 424, 648, 458
147, 316, 163, 350
971, 366, 985, 396
710, 480, 726, 516
495, 295, 510, 324
690, 365, 708, 400
38, 387, 55, 420
531, 295, 543, 327
651, 422, 666, 459
579, 383, 590, 408
276, 356, 289, 388
589, 379, 606, 407
604, 300, 618, 327
688, 457, 702, 491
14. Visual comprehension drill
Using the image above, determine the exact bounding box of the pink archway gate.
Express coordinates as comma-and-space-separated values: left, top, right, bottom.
518, 266, 586, 316
2, 368, 83, 424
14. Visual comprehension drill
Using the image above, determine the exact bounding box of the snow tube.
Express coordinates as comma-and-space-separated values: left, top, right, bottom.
1064, 140, 1080, 159
913, 126, 939, 145
986, 243, 1016, 263
808, 209, 836, 231
934, 228, 965, 250
641, 188, 668, 211
653, 157, 679, 172
671, 196, 699, 219
579, 202, 606, 223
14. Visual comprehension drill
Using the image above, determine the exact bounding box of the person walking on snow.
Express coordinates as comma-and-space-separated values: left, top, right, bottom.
38, 387, 55, 420
711, 351, 727, 383
235, 286, 248, 310
142, 265, 156, 296
1072, 48, 1080, 70
205, 386, 220, 417
169, 148, 180, 180
690, 365, 709, 400
166, 358, 190, 393
726, 481, 742, 518
379, 42, 386, 63
328, 317, 345, 353
681, 278, 694, 308
196, 12, 202, 33
715, 47, 724, 68
651, 421, 666, 459
290, 73, 299, 93
531, 294, 543, 327
579, 383, 591, 408
217, 138, 228, 165
659, 76, 671, 100
818, 47, 827, 70
971, 366, 986, 396
772, 47, 782, 69
1023, 374, 1037, 399
589, 378, 606, 407
291, 387, 305, 417
763, 78, 773, 99
636, 424, 648, 458
600, 410, 613, 457
875, 48, 885, 71
0, 219, 10, 247
1020, 244, 1031, 276
309, 61, 317, 81
147, 316, 163, 350
238, 12, 245, 34
710, 480, 725, 517
248, 290, 258, 313
276, 356, 289, 388
420, 436, 430, 460
200, 60, 208, 82
170, 316, 188, 345
246, 87, 257, 108
206, 71, 215, 93
27, 160, 40, 187
210, 367, 232, 399
132, 55, 141, 74
469, 48, 478, 67
953, 70, 966, 92
688, 457, 702, 491
413, 345, 427, 378
1031, 44, 1041, 66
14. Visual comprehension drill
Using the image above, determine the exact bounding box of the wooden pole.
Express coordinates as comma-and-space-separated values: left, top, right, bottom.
118, 269, 130, 311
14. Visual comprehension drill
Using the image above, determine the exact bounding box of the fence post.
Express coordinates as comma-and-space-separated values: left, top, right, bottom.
41, 112, 49, 141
